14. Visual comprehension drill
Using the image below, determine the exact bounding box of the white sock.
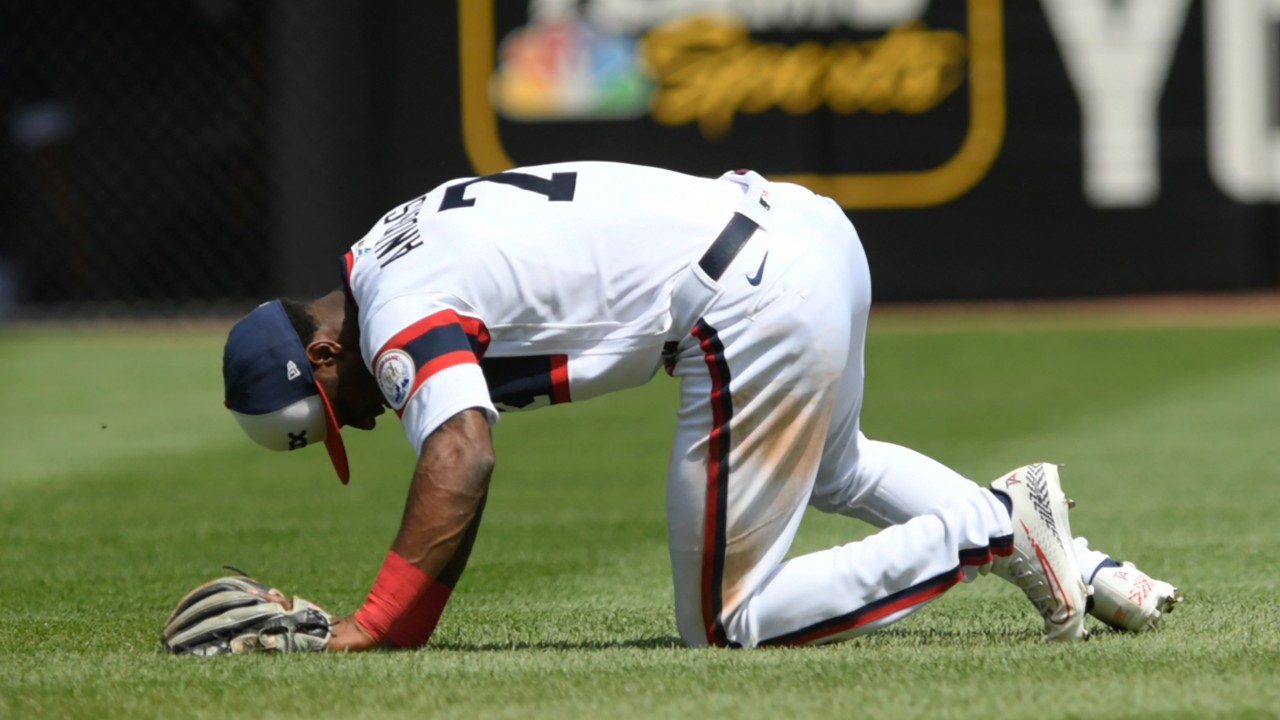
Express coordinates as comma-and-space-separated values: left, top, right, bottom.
1072, 536, 1118, 583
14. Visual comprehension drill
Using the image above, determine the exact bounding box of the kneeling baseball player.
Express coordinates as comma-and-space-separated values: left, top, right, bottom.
165, 162, 1181, 655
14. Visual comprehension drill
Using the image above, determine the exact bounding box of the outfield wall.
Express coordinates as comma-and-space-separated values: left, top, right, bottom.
3, 1, 1278, 313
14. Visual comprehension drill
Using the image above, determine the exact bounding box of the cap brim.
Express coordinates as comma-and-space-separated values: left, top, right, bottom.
314, 382, 350, 485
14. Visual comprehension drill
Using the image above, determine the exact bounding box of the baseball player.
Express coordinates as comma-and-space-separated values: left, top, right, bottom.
218, 162, 1180, 652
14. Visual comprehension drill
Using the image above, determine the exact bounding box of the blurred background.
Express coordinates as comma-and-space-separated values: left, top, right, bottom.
1, 0, 1277, 319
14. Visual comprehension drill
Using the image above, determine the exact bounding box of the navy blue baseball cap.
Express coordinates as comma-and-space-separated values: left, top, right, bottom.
222, 300, 350, 484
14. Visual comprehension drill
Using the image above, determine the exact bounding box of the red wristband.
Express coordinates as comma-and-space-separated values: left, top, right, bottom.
386, 581, 453, 648
353, 550, 433, 641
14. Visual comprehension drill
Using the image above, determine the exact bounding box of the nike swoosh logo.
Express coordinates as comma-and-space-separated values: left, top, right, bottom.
746, 252, 769, 286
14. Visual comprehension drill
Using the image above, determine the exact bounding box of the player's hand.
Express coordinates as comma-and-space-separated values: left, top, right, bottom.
326, 614, 380, 652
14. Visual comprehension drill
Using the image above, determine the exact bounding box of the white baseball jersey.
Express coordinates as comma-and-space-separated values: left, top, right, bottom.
343, 161, 747, 453
340, 160, 1103, 650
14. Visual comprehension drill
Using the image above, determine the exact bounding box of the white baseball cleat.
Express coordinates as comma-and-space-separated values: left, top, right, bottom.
1088, 561, 1183, 632
989, 463, 1091, 642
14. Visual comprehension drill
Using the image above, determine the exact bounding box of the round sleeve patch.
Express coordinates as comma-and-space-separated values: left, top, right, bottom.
375, 349, 416, 410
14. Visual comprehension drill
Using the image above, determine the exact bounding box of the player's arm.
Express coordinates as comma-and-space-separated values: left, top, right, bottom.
328, 407, 495, 651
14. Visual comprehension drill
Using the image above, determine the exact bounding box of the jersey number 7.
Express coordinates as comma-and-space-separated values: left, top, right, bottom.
438, 171, 578, 211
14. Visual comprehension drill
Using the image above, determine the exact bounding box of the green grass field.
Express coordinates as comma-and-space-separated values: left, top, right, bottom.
3, 307, 1279, 719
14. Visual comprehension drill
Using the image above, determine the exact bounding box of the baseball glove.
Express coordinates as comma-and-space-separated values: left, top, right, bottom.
161, 573, 332, 656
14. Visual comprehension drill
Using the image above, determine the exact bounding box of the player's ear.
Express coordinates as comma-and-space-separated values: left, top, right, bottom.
306, 339, 343, 368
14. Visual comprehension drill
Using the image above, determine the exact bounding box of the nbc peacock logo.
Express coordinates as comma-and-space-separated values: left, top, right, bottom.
491, 17, 654, 120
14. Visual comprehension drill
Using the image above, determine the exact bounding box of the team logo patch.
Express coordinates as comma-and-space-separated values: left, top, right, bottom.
375, 349, 415, 410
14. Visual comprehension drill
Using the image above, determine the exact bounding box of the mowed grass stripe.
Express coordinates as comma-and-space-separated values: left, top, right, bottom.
1, 319, 1278, 719
0, 327, 234, 488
